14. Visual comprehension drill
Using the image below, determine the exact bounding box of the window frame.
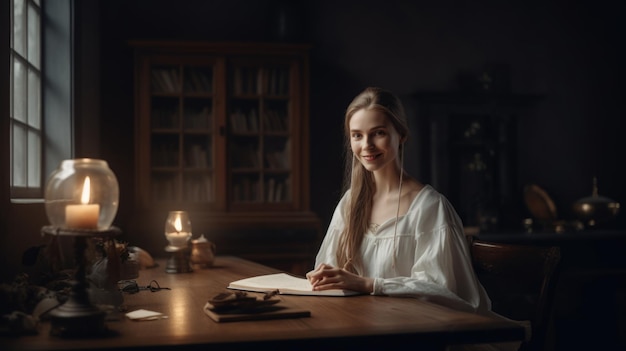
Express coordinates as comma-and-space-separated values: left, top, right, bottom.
9, 0, 74, 202
9, 0, 43, 199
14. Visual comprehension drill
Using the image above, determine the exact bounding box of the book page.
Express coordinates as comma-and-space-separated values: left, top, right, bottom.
228, 273, 359, 296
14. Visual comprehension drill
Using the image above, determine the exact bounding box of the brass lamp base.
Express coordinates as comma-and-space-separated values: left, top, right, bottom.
40, 226, 122, 338
48, 281, 106, 337
165, 246, 192, 273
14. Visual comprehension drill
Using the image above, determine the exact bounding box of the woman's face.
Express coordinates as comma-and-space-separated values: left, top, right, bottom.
349, 108, 402, 173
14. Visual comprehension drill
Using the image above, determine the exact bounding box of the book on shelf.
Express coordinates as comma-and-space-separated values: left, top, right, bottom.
230, 108, 258, 133
264, 177, 289, 203
274, 182, 284, 202
183, 174, 213, 202
228, 273, 360, 297
248, 108, 258, 131
263, 109, 288, 132
151, 143, 179, 167
185, 68, 212, 93
184, 106, 212, 129
187, 144, 209, 168
266, 67, 289, 95
264, 144, 290, 169
233, 177, 261, 202
230, 143, 260, 168
257, 68, 264, 95
152, 106, 179, 129
266, 178, 275, 202
151, 68, 179, 93
232, 67, 260, 95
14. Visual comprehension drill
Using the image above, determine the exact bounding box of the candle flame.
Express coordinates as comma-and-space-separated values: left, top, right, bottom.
81, 177, 91, 204
174, 215, 182, 232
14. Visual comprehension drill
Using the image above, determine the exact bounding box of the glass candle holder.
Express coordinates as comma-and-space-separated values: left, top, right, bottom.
45, 159, 119, 230
165, 211, 192, 249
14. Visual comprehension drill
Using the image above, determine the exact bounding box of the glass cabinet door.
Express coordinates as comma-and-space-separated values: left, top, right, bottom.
227, 62, 294, 209
148, 61, 218, 206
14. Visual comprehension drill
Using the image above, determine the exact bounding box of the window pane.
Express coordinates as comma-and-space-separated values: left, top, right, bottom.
28, 69, 40, 128
13, 57, 27, 123
28, 130, 41, 187
10, 54, 14, 116
12, 124, 27, 187
28, 2, 40, 69
13, 0, 26, 57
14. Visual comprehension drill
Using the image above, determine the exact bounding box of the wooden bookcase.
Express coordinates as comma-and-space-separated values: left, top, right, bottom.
130, 41, 320, 274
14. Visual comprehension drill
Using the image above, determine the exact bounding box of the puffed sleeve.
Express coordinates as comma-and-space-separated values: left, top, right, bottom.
314, 191, 350, 268
373, 225, 485, 312
373, 196, 489, 313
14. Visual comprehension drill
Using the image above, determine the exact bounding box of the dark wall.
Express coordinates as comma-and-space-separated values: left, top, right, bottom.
96, 0, 625, 243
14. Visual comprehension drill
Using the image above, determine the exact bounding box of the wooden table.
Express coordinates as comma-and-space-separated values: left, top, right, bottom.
3, 256, 525, 350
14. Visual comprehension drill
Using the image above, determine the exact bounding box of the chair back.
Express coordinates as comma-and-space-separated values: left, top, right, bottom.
470, 239, 561, 351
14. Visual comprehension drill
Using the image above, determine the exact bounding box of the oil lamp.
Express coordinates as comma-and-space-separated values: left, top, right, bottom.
42, 158, 120, 337
164, 211, 193, 273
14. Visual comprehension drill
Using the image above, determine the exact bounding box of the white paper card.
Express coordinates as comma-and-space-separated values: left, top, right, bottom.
126, 309, 165, 320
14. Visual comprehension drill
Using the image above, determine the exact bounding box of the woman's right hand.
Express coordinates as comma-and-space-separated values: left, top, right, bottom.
306, 263, 333, 286
306, 263, 374, 293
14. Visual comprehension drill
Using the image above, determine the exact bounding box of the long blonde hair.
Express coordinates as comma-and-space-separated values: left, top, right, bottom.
338, 87, 410, 273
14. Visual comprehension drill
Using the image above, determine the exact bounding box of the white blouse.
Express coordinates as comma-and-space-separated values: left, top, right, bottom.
315, 185, 526, 350
314, 184, 491, 313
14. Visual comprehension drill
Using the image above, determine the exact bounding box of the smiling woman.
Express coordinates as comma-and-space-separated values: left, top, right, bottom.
307, 87, 523, 351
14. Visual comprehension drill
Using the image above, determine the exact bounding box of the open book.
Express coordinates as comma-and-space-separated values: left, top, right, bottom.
228, 273, 360, 296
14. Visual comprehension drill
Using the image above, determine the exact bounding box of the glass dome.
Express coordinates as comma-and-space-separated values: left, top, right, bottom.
45, 159, 119, 230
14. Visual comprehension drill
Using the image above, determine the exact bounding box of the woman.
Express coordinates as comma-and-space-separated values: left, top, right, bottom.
306, 87, 522, 350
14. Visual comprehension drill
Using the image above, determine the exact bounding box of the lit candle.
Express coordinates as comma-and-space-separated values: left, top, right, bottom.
65, 176, 100, 229
166, 215, 190, 247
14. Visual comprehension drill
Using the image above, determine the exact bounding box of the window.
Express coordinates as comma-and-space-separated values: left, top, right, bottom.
10, 0, 42, 199
9, 0, 73, 201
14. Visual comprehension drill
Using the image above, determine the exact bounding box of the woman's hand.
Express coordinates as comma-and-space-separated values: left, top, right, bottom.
306, 263, 374, 293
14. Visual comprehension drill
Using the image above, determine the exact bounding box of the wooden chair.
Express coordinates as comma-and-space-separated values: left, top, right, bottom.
469, 238, 561, 351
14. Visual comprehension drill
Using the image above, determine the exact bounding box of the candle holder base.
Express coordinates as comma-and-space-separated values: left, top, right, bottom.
165, 246, 192, 274
41, 226, 121, 338
48, 281, 107, 337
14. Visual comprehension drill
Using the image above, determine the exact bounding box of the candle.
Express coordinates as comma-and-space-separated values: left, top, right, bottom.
166, 231, 191, 247
166, 214, 191, 247
65, 176, 100, 229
